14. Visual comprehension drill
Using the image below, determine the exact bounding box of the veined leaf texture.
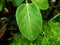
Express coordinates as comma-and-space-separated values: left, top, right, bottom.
16, 3, 42, 41
32, 0, 49, 10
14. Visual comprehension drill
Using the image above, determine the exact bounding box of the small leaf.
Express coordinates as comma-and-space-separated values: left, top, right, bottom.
16, 3, 42, 41
12, 0, 24, 6
32, 0, 49, 10
0, 4, 3, 11
4, 7, 9, 12
52, 0, 56, 2
0, 0, 5, 11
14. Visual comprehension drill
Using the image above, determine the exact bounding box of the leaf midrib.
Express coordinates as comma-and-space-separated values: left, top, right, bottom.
26, 3, 32, 36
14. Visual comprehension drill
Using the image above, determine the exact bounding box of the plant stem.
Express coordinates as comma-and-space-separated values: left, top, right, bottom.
49, 13, 60, 22
26, 0, 28, 3
30, 42, 33, 45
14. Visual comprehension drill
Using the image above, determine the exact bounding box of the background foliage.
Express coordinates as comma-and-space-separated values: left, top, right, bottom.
0, 0, 60, 45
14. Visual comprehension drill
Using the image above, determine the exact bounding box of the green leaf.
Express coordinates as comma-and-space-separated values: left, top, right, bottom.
0, 0, 5, 11
52, 0, 56, 2
16, 3, 42, 41
32, 0, 49, 10
0, 0, 4, 11
0, 4, 3, 11
12, 0, 24, 6
4, 7, 9, 12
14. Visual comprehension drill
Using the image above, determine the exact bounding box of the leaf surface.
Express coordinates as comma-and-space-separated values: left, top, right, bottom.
16, 3, 42, 41
32, 0, 49, 10
12, 0, 24, 6
0, 4, 3, 11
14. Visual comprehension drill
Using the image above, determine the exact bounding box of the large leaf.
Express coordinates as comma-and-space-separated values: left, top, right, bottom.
32, 0, 49, 10
12, 0, 24, 6
16, 3, 42, 41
